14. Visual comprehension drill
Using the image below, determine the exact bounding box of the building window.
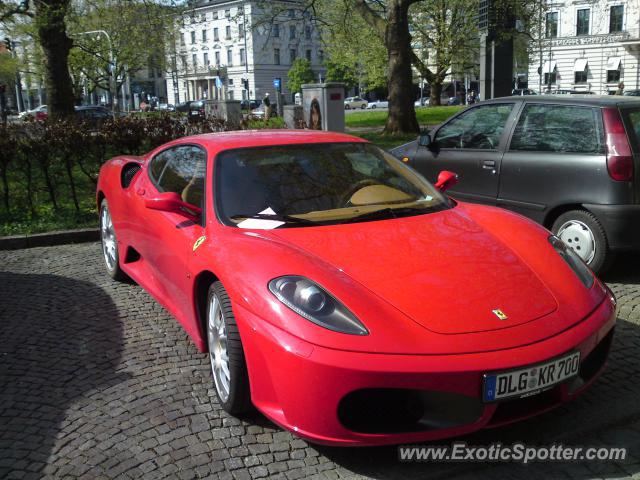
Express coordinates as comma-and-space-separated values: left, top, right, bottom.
546, 12, 558, 38
227, 49, 233, 66
225, 9, 230, 18
180, 33, 186, 46
202, 30, 207, 42
215, 51, 220, 66
607, 68, 621, 83
544, 71, 557, 85
305, 26, 311, 40
203, 52, 209, 66
228, 79, 234, 86
319, 50, 324, 62
610, 5, 624, 33
273, 24, 280, 38
290, 48, 296, 64
239, 23, 245, 38
305, 49, 312, 61
240, 48, 245, 65
225, 26, 231, 39
289, 25, 296, 40
274, 48, 280, 65
288, 9, 295, 18
190, 31, 196, 44
192, 53, 198, 67
574, 70, 587, 84
576, 9, 589, 36
214, 27, 219, 41
229, 90, 234, 100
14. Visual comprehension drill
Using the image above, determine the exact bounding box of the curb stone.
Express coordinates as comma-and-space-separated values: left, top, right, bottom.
0, 228, 99, 250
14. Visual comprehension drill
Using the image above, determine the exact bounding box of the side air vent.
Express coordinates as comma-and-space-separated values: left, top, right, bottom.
121, 163, 142, 188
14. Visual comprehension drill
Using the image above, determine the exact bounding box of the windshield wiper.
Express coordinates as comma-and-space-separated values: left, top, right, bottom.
230, 213, 318, 225
343, 206, 428, 224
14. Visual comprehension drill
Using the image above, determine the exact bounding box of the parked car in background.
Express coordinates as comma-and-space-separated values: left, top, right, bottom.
19, 105, 48, 121
157, 103, 175, 112
624, 90, 640, 97
391, 95, 640, 272
344, 97, 367, 110
511, 88, 537, 96
415, 97, 430, 107
186, 100, 206, 120
250, 103, 277, 118
366, 100, 389, 109
241, 99, 261, 110
447, 96, 461, 106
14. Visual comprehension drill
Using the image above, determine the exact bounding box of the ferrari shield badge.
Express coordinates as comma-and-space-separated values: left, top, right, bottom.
193, 235, 206, 252
492, 309, 508, 320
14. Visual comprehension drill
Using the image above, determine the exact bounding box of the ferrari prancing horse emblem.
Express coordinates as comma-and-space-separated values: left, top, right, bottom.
492, 309, 508, 320
193, 235, 206, 252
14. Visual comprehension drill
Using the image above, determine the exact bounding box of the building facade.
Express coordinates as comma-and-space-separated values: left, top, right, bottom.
529, 0, 640, 94
167, 0, 325, 105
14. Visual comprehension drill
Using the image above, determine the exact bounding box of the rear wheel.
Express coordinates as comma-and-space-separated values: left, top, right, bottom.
100, 199, 127, 281
207, 281, 251, 414
345, 105, 350, 110
552, 210, 613, 274
360, 104, 366, 109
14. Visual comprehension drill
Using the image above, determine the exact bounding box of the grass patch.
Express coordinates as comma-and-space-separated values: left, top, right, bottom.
345, 106, 463, 128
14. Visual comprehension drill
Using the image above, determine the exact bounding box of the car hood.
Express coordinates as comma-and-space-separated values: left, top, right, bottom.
269, 207, 558, 335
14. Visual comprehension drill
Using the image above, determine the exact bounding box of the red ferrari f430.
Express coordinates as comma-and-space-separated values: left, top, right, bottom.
97, 130, 616, 446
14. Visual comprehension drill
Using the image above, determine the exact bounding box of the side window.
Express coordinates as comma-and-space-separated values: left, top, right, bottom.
435, 104, 514, 150
509, 104, 604, 153
152, 146, 207, 209
149, 149, 171, 183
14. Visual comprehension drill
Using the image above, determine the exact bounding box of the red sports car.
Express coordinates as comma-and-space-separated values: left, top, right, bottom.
97, 130, 616, 446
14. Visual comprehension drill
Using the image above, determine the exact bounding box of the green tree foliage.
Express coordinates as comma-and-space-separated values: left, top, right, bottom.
287, 58, 315, 94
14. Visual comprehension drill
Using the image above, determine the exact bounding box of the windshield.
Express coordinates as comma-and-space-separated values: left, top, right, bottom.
215, 142, 451, 228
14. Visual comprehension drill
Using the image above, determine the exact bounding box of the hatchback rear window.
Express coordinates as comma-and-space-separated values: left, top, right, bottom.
622, 109, 640, 153
509, 104, 604, 154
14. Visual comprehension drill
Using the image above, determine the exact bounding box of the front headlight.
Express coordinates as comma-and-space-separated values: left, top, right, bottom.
268, 276, 369, 335
548, 235, 594, 289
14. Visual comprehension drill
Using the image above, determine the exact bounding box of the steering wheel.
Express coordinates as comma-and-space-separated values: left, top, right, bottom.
467, 133, 495, 149
339, 179, 381, 206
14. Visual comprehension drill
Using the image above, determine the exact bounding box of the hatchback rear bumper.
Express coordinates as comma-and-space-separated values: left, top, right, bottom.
585, 204, 640, 251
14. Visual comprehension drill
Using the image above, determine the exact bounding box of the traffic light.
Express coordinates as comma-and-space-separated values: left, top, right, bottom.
3, 38, 11, 52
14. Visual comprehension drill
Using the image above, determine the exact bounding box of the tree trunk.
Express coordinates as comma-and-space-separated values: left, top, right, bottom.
64, 156, 80, 212
430, 80, 443, 106
0, 165, 9, 211
35, 0, 75, 118
384, 1, 419, 135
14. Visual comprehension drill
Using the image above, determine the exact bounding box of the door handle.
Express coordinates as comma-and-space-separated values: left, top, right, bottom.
482, 160, 496, 169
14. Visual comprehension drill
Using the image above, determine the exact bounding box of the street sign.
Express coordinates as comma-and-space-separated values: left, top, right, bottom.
273, 78, 281, 91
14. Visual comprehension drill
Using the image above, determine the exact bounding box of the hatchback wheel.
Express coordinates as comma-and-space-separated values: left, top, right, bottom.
345, 105, 350, 110
207, 281, 251, 414
360, 104, 366, 109
100, 199, 127, 281
552, 210, 612, 274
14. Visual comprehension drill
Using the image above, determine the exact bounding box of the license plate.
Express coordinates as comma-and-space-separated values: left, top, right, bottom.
483, 351, 580, 402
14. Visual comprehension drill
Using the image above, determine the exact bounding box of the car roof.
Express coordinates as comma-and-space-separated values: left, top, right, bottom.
487, 95, 640, 107
170, 130, 368, 153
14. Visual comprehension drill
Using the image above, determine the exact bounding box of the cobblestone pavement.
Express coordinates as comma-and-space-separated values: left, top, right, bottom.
1, 242, 639, 480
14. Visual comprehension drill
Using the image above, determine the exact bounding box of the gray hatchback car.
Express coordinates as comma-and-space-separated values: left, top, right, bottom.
392, 95, 640, 273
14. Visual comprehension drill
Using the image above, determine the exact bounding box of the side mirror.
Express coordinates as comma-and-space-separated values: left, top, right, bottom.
418, 132, 432, 147
145, 192, 202, 222
434, 170, 459, 192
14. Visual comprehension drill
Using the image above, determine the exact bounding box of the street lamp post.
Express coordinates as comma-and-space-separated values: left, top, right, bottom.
73, 30, 117, 111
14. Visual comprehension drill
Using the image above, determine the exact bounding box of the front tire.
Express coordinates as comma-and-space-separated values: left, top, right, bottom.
207, 281, 251, 415
100, 199, 127, 281
552, 210, 612, 274
345, 105, 350, 110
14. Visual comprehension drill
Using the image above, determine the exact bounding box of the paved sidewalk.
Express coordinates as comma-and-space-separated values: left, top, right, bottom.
1, 243, 639, 479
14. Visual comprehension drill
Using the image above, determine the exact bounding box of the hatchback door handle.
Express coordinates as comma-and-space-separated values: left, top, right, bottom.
482, 160, 496, 169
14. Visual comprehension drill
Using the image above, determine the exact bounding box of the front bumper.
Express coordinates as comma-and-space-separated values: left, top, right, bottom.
237, 297, 616, 446
584, 203, 640, 251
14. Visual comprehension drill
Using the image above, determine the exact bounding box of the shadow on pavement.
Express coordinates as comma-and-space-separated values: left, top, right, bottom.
0, 272, 126, 477
313, 254, 640, 479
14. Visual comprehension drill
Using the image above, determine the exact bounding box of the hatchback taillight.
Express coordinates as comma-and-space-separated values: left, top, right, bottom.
603, 107, 633, 182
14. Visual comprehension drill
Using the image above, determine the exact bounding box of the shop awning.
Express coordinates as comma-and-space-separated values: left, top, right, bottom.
606, 57, 621, 70
543, 60, 557, 73
574, 58, 588, 72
